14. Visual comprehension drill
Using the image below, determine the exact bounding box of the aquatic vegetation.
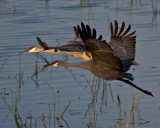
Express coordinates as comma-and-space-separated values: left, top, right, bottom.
114, 94, 150, 128
1, 0, 159, 127
0, 57, 9, 72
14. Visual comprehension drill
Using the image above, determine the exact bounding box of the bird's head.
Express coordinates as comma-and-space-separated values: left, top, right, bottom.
19, 46, 44, 54
51, 60, 61, 66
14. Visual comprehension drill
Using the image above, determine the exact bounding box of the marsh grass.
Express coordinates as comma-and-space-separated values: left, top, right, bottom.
14, 109, 35, 128
81, 76, 115, 127
13, 81, 71, 128
33, 53, 50, 65
30, 54, 40, 88
151, 0, 160, 23
0, 56, 23, 126
18, 55, 23, 87
108, 80, 114, 102
114, 94, 149, 128
32, 51, 116, 127
1, 53, 71, 128
126, 95, 136, 128
42, 113, 47, 128
30, 53, 53, 87
14, 55, 24, 87
117, 95, 122, 128
0, 56, 9, 72
82, 75, 114, 113
31, 53, 50, 73
80, 0, 90, 5
1, 89, 14, 126
46, 82, 71, 128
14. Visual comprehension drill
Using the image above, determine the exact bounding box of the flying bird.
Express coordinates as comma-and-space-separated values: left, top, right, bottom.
20, 27, 92, 60
44, 21, 153, 97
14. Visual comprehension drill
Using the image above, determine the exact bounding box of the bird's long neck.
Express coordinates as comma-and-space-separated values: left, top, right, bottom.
58, 61, 92, 71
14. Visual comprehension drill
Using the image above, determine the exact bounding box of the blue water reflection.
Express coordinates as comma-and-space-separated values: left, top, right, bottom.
0, 0, 160, 128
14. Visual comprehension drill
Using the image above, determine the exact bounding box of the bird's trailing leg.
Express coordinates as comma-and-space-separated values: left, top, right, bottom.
119, 79, 154, 97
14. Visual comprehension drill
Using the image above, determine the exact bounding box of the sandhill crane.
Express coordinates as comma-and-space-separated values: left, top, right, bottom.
20, 21, 138, 65
44, 22, 153, 97
20, 27, 92, 60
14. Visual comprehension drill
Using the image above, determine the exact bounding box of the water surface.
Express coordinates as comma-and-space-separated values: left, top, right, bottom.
0, 0, 160, 128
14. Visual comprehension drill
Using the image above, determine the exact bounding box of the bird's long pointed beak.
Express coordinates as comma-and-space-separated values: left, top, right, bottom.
19, 48, 30, 54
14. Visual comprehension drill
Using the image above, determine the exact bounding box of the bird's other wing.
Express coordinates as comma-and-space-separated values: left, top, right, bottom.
109, 20, 136, 71
36, 36, 86, 53
74, 26, 79, 39
59, 26, 84, 47
36, 37, 52, 50
73, 26, 84, 43
77, 22, 122, 70
54, 43, 87, 52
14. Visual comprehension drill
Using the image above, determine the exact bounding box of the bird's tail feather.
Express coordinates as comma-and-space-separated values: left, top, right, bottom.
121, 72, 134, 81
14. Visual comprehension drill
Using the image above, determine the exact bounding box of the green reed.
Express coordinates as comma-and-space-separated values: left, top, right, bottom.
126, 95, 135, 128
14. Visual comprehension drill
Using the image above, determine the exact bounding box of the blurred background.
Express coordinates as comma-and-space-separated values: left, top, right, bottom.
0, 0, 160, 127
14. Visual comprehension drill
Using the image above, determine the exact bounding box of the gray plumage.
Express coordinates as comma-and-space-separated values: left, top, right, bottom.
36, 26, 86, 53
45, 21, 153, 97
77, 22, 133, 80
109, 20, 136, 71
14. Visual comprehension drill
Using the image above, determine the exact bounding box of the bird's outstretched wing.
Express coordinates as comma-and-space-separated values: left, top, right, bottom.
109, 20, 136, 71
37, 37, 52, 50
73, 26, 79, 39
60, 26, 84, 47
36, 36, 86, 52
77, 22, 122, 70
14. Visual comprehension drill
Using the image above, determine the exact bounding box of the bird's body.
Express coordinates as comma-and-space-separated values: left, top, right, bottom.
52, 60, 132, 80
45, 21, 153, 97
46, 20, 136, 79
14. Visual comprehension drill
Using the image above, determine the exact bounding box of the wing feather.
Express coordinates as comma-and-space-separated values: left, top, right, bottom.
120, 25, 131, 37
86, 25, 91, 38
109, 21, 136, 71
110, 22, 113, 37
114, 20, 118, 36
36, 37, 51, 49
117, 22, 125, 36
77, 22, 122, 70
73, 26, 79, 38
